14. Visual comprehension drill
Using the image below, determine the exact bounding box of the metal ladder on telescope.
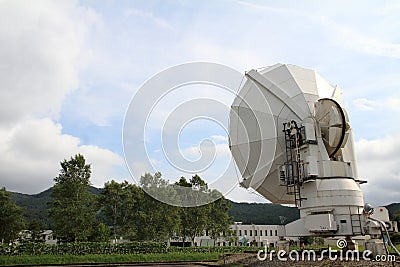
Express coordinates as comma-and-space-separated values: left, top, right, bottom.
283, 123, 305, 207
350, 206, 363, 235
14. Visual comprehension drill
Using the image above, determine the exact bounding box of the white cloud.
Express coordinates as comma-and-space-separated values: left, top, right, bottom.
123, 7, 172, 29
0, 118, 123, 193
236, 1, 301, 16
129, 161, 153, 183
317, 16, 400, 59
236, 1, 400, 59
386, 98, 400, 112
353, 97, 400, 112
0, 0, 101, 124
0, 1, 123, 193
353, 98, 376, 111
79, 145, 124, 187
211, 135, 228, 142
180, 38, 268, 71
356, 134, 400, 205
141, 83, 238, 144
149, 157, 163, 167
181, 143, 230, 159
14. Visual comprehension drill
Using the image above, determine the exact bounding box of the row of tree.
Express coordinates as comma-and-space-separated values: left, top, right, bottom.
1, 154, 233, 244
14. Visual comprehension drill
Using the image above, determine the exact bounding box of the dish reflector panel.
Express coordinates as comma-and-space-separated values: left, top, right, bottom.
229, 64, 340, 204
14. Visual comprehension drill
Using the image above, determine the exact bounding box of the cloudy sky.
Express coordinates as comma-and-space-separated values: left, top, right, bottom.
1, 0, 399, 206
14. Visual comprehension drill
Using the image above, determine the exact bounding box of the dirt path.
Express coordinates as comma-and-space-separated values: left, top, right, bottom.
214, 253, 400, 266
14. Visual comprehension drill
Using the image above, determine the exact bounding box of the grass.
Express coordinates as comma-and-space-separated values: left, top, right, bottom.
0, 252, 221, 266
388, 244, 400, 254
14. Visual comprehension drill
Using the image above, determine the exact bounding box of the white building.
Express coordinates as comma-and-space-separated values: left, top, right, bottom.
40, 230, 57, 245
17, 229, 57, 244
192, 222, 299, 247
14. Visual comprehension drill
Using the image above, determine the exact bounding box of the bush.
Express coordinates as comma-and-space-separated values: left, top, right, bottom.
0, 242, 167, 256
168, 246, 259, 254
0, 242, 261, 256
390, 232, 400, 245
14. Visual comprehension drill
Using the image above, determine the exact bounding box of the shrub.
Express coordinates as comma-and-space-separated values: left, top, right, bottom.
0, 242, 167, 256
0, 242, 259, 256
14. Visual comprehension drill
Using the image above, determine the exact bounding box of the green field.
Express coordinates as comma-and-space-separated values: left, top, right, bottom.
0, 252, 221, 266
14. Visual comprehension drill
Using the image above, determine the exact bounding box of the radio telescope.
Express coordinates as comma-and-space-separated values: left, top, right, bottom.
229, 63, 398, 253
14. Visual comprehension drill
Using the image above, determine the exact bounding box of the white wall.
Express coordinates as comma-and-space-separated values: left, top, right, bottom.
192, 223, 299, 247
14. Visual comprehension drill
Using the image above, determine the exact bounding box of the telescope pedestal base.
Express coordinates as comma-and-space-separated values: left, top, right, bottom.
365, 239, 387, 257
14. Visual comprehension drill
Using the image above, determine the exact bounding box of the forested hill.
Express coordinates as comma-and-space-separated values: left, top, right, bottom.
11, 187, 102, 227
10, 187, 400, 228
228, 201, 299, 225
387, 203, 400, 219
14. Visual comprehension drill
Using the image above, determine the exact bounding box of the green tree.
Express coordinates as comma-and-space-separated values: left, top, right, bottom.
90, 222, 110, 242
181, 205, 210, 245
175, 175, 233, 246
176, 176, 210, 246
190, 174, 207, 187
49, 154, 96, 242
0, 187, 25, 244
99, 180, 142, 242
28, 219, 45, 242
137, 172, 180, 241
206, 191, 233, 241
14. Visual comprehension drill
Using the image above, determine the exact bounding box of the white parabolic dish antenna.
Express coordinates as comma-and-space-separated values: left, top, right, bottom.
229, 63, 365, 236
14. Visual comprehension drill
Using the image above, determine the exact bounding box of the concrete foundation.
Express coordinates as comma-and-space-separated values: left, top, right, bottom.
364, 239, 387, 257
